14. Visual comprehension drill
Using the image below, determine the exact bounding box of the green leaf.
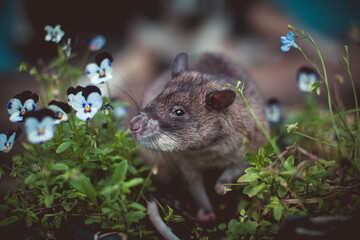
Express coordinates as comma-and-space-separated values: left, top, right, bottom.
237, 173, 259, 184
273, 205, 283, 221
243, 182, 266, 198
244, 220, 257, 234
85, 218, 101, 225
53, 163, 69, 171
277, 186, 288, 198
283, 156, 294, 170
218, 223, 227, 231
129, 202, 146, 211
24, 174, 37, 185
0, 216, 18, 226
56, 142, 72, 154
54, 216, 62, 228
245, 152, 258, 165
111, 160, 128, 185
44, 194, 54, 208
123, 178, 144, 188
125, 211, 147, 223
70, 173, 97, 205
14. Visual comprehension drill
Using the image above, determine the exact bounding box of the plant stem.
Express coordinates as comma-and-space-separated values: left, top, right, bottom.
235, 83, 282, 159
136, 168, 153, 202
294, 131, 337, 148
298, 45, 341, 143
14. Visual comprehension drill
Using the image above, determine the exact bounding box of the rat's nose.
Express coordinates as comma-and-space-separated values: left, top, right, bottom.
130, 114, 147, 133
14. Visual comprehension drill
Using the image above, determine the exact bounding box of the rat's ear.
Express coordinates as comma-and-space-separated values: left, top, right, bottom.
172, 52, 188, 78
206, 90, 236, 111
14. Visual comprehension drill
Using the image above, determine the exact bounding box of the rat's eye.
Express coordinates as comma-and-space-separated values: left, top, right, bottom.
175, 109, 184, 116
171, 106, 186, 117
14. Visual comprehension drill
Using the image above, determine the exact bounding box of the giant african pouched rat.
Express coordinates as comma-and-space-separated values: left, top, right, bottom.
130, 52, 269, 222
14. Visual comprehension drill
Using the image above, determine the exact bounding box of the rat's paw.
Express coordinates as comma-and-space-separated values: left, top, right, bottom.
196, 208, 216, 222
215, 181, 231, 195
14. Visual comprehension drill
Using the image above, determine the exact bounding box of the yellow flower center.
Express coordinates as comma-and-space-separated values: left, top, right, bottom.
100, 72, 105, 77
6, 145, 10, 151
38, 128, 44, 135
57, 113, 63, 119
85, 106, 91, 112
21, 110, 26, 115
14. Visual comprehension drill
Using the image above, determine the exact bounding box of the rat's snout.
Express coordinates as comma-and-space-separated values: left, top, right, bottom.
130, 113, 148, 133
130, 112, 159, 140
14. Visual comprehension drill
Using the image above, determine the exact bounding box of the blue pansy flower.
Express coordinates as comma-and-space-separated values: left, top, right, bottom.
297, 66, 320, 93
85, 52, 113, 84
87, 35, 106, 51
280, 32, 298, 52
71, 86, 103, 121
24, 109, 56, 144
0, 128, 21, 153
44, 25, 65, 43
265, 98, 283, 127
67, 86, 84, 107
48, 100, 72, 124
7, 91, 39, 123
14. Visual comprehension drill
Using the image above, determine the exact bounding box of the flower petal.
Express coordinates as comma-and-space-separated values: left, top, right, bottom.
72, 95, 87, 111
53, 25, 65, 43
8, 98, 22, 115
10, 112, 23, 123
87, 92, 103, 111
23, 99, 36, 112
86, 63, 100, 80
76, 110, 94, 121
0, 134, 7, 150
280, 36, 289, 43
44, 25, 54, 32
287, 32, 295, 41
100, 58, 113, 75
281, 43, 291, 52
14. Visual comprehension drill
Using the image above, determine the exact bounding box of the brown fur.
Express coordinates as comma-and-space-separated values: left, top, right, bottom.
130, 53, 269, 221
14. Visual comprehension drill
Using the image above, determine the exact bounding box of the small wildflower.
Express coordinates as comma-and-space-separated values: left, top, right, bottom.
85, 52, 113, 84
44, 25, 65, 43
24, 109, 56, 144
67, 86, 84, 107
62, 32, 76, 58
7, 91, 39, 123
0, 128, 21, 153
280, 32, 298, 52
297, 67, 320, 93
87, 35, 106, 51
48, 100, 72, 124
71, 86, 103, 121
286, 122, 299, 133
100, 103, 114, 115
265, 98, 283, 127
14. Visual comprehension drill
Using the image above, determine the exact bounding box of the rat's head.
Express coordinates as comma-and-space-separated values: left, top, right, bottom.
130, 53, 236, 152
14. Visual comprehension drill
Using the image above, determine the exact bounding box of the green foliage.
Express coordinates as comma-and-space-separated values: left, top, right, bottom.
0, 45, 152, 238
220, 26, 360, 239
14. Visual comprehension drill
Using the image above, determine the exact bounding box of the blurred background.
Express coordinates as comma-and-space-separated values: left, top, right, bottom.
0, 0, 360, 172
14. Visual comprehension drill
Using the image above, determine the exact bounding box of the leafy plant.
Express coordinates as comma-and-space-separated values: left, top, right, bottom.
0, 26, 153, 239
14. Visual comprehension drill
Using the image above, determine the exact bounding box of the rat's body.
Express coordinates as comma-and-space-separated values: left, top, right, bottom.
130, 53, 269, 222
